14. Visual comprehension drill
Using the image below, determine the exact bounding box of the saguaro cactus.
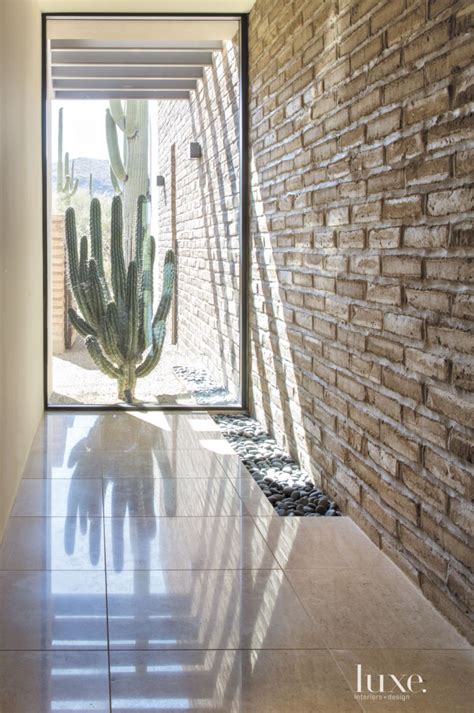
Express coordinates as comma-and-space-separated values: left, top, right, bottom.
57, 107, 79, 202
106, 100, 149, 262
65, 194, 175, 403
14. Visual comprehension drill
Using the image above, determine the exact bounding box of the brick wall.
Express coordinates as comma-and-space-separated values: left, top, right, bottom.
248, 0, 473, 640
156, 36, 241, 397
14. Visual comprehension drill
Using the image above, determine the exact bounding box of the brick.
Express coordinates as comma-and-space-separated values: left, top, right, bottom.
427, 188, 474, 216
405, 348, 448, 381
351, 89, 379, 121
421, 509, 473, 568
367, 169, 404, 193
327, 206, 349, 226
386, 133, 423, 164
367, 440, 398, 476
338, 228, 365, 249
403, 406, 447, 445
352, 200, 382, 223
371, 0, 404, 32
335, 465, 361, 502
406, 156, 451, 187
351, 36, 383, 72
387, 4, 425, 46
425, 258, 474, 282
383, 195, 423, 220
367, 335, 404, 362
384, 312, 424, 340
381, 422, 420, 462
400, 525, 448, 580
425, 448, 472, 498
367, 110, 401, 142
349, 404, 380, 437
452, 362, 474, 392
405, 289, 450, 314
426, 387, 474, 428
368, 227, 400, 249
366, 283, 402, 305
351, 305, 383, 330
383, 367, 423, 401
363, 490, 398, 535
449, 499, 474, 538
336, 278, 366, 299
351, 354, 381, 382
427, 326, 474, 354
400, 463, 447, 511
337, 372, 366, 401
404, 22, 450, 64
367, 387, 402, 420
403, 225, 448, 248
383, 256, 422, 277
405, 89, 450, 125
384, 70, 424, 104
448, 431, 474, 465
350, 254, 380, 275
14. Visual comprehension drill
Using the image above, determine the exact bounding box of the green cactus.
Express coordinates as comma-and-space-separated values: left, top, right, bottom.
57, 107, 79, 202
65, 194, 175, 404
106, 100, 149, 261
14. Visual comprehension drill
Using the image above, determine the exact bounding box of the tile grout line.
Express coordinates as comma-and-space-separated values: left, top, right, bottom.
101, 477, 113, 713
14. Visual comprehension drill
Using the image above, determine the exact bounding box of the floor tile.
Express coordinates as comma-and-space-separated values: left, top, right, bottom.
286, 564, 470, 649
255, 516, 387, 569
0, 570, 107, 650
0, 517, 104, 570
0, 650, 110, 712
103, 478, 247, 517
22, 448, 103, 479
101, 448, 228, 479
104, 516, 279, 571
99, 412, 203, 451
106, 569, 324, 650
333, 649, 474, 712
11, 479, 103, 517
230, 476, 277, 517
109, 649, 362, 712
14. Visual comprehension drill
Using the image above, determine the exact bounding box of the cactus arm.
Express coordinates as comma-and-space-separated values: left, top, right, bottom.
85, 335, 121, 378
135, 323, 166, 377
109, 99, 126, 131
89, 173, 93, 197
140, 233, 155, 349
70, 178, 79, 197
110, 166, 122, 195
79, 235, 89, 283
153, 249, 176, 327
68, 307, 96, 338
125, 262, 139, 359
111, 195, 127, 307
134, 195, 146, 273
90, 198, 104, 276
106, 109, 127, 183
125, 100, 138, 138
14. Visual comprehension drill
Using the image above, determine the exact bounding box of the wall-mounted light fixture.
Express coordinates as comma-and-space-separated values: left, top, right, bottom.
156, 175, 165, 186
189, 142, 202, 159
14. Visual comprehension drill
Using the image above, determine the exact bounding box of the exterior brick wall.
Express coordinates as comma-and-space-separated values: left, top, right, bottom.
155, 36, 241, 397
248, 0, 473, 640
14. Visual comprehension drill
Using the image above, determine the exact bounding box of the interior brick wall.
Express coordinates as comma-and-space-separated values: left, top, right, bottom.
248, 0, 473, 640
156, 36, 241, 397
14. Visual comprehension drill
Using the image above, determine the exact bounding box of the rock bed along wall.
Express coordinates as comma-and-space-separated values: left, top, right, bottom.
155, 34, 241, 401
214, 414, 341, 517
176, 365, 340, 516
248, 0, 473, 640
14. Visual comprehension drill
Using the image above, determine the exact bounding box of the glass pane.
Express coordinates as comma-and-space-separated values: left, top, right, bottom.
47, 20, 242, 408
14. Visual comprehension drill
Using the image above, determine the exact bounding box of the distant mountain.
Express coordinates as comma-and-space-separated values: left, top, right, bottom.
52, 157, 114, 196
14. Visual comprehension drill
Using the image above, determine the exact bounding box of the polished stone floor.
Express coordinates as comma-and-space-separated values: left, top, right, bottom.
0, 411, 471, 712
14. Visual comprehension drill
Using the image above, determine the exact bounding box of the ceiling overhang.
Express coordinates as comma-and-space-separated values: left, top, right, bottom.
46, 18, 240, 100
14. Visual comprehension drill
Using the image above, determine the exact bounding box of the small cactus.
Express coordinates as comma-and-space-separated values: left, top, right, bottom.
57, 108, 78, 202
65, 194, 175, 403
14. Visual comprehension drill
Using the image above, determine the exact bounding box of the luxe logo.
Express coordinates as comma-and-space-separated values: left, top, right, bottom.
355, 664, 427, 702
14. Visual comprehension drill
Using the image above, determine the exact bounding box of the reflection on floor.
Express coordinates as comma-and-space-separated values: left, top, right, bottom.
0, 411, 472, 712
